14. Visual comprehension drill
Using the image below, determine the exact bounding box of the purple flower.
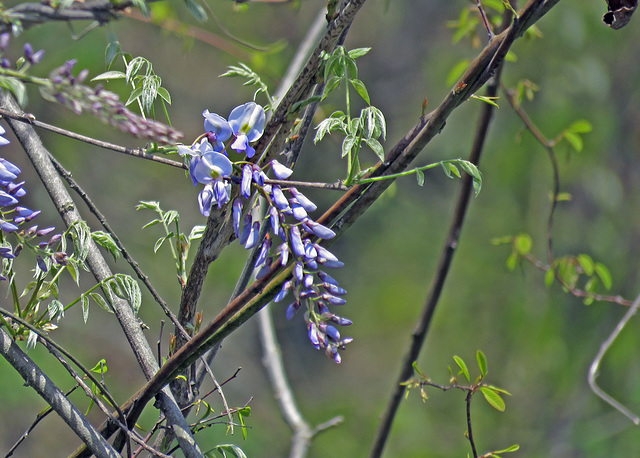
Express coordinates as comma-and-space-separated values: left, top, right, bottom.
191, 151, 233, 185
203, 110, 232, 151
228, 102, 265, 158
290, 226, 305, 257
255, 236, 272, 268
233, 199, 243, 238
271, 186, 290, 212
0, 190, 18, 207
198, 184, 214, 217
290, 188, 317, 212
241, 164, 253, 198
291, 203, 307, 221
239, 214, 252, 245
302, 220, 335, 239
279, 242, 289, 265
1, 220, 18, 232
271, 160, 293, 179
244, 221, 260, 249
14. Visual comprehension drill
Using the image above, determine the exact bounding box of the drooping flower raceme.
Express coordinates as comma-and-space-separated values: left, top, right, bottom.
0, 125, 65, 271
181, 102, 352, 363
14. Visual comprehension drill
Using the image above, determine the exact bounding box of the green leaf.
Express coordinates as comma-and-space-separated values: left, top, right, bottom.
441, 162, 461, 179
48, 299, 64, 322
453, 355, 470, 382
125, 57, 147, 85
470, 94, 500, 107
204, 444, 248, 458
188, 225, 206, 242
486, 384, 511, 396
184, 0, 208, 21
568, 119, 592, 134
595, 262, 612, 290
514, 233, 532, 256
342, 135, 357, 158
125, 85, 144, 106
506, 252, 518, 271
350, 78, 370, 104
563, 131, 583, 152
365, 138, 385, 161
348, 47, 371, 59
476, 350, 488, 378
492, 444, 520, 454
544, 266, 556, 287
323, 75, 343, 99
91, 70, 126, 82
82, 294, 90, 323
90, 292, 111, 313
0, 76, 27, 106
90, 358, 109, 374
92, 231, 121, 261
157, 86, 171, 104
577, 254, 594, 276
480, 386, 506, 412
415, 168, 425, 186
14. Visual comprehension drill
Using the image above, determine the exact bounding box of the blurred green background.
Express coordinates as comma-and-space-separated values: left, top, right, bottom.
1, 0, 640, 456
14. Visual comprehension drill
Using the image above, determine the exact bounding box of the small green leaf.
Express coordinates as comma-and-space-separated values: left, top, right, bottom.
568, 119, 592, 134
90, 358, 109, 374
91, 70, 126, 82
184, 0, 208, 21
365, 138, 384, 161
347, 47, 371, 59
563, 131, 583, 152
514, 233, 532, 256
82, 294, 90, 323
492, 444, 520, 454
0, 76, 27, 106
157, 86, 171, 104
415, 168, 425, 186
480, 386, 506, 412
577, 254, 594, 276
476, 350, 488, 378
545, 266, 556, 287
125, 85, 144, 106
350, 78, 370, 104
92, 231, 121, 261
595, 262, 612, 290
453, 355, 470, 382
204, 444, 248, 458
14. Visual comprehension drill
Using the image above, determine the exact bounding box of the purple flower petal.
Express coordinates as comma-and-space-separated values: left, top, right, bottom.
271, 160, 293, 179
290, 188, 317, 212
290, 226, 305, 257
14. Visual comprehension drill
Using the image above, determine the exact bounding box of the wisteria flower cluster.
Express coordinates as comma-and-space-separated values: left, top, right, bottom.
41, 60, 183, 144
180, 102, 353, 362
0, 126, 65, 277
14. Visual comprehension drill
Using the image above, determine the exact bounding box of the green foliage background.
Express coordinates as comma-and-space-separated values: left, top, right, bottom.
1, 1, 640, 456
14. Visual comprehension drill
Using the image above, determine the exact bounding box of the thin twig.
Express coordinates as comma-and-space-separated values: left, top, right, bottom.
0, 107, 186, 170
466, 391, 478, 458
588, 291, 640, 425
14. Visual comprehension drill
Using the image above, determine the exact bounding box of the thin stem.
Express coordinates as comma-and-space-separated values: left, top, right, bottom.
588, 291, 640, 425
466, 391, 478, 458
0, 107, 186, 170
